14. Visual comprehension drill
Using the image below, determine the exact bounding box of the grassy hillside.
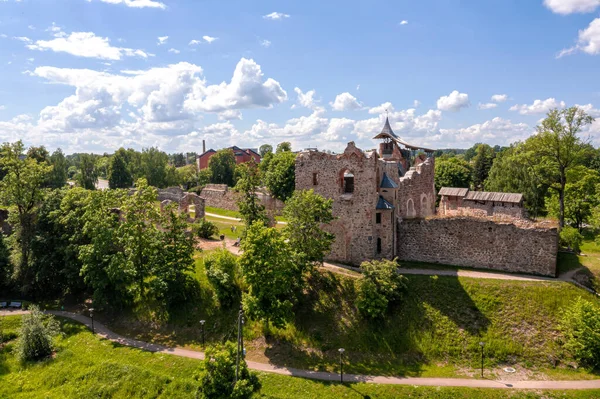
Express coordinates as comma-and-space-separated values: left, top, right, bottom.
1, 316, 599, 399
558, 230, 600, 293
106, 251, 600, 380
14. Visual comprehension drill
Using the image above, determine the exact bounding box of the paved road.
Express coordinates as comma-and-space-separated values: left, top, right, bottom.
2, 310, 599, 390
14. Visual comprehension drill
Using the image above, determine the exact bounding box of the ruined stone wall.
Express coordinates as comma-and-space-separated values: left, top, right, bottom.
439, 198, 525, 220
296, 144, 379, 265
397, 217, 558, 276
199, 184, 284, 213
396, 158, 436, 219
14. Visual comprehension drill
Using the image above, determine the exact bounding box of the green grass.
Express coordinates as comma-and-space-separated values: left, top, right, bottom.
106, 250, 600, 380
558, 229, 600, 293
206, 206, 287, 222
1, 315, 599, 399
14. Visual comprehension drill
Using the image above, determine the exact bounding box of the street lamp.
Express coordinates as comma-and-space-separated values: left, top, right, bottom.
479, 341, 485, 378
200, 320, 205, 347
338, 348, 345, 383
235, 306, 244, 383
89, 308, 95, 334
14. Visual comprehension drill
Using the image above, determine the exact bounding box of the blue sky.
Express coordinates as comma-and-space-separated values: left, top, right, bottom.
0, 0, 599, 154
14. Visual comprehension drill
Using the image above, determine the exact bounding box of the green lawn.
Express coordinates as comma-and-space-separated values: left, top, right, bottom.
206, 206, 287, 222
558, 230, 600, 293
1, 315, 599, 399
106, 250, 600, 381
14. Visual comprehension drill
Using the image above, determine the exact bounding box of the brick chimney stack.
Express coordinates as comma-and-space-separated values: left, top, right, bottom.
202, 140, 206, 154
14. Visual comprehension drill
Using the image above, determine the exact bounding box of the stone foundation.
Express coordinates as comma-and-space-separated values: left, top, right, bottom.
397, 217, 558, 277
199, 184, 284, 214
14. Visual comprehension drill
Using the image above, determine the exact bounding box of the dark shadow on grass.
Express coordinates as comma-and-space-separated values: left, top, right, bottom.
558, 252, 598, 293
260, 270, 490, 378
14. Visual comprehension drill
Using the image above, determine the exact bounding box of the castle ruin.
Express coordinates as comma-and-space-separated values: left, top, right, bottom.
295, 118, 558, 276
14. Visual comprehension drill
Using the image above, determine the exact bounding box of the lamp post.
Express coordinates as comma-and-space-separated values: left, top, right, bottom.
338, 348, 345, 383
235, 306, 244, 383
200, 320, 205, 347
479, 341, 485, 378
89, 308, 95, 334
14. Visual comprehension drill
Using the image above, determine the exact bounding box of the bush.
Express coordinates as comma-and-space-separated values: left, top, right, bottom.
194, 219, 220, 239
356, 258, 408, 319
204, 248, 239, 307
197, 341, 261, 399
560, 226, 583, 254
17, 305, 60, 362
559, 297, 600, 368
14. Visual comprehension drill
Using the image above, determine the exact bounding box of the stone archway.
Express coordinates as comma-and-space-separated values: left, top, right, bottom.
406, 198, 416, 218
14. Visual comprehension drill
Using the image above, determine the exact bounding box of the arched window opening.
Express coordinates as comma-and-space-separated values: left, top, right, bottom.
341, 169, 354, 193
407, 199, 416, 218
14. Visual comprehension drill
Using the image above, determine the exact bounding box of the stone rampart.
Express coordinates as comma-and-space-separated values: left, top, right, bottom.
396, 158, 436, 219
397, 217, 558, 277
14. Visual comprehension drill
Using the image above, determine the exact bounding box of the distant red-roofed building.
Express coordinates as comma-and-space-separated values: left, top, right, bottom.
197, 146, 261, 170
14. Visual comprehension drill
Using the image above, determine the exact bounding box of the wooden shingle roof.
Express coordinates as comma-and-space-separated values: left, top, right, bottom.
438, 187, 469, 197
464, 191, 523, 204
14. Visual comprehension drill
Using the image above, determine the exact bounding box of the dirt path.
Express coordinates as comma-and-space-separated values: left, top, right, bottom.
2, 310, 599, 390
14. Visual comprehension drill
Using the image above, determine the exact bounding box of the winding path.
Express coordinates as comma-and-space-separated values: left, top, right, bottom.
2, 310, 599, 390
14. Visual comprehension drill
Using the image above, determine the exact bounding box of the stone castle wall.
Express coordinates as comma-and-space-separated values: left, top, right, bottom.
199, 184, 284, 214
396, 158, 436, 219
296, 144, 380, 265
440, 197, 525, 220
397, 217, 558, 276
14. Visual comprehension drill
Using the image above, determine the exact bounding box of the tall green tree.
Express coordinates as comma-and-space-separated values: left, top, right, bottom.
239, 222, 300, 328
26, 146, 50, 163
0, 141, 51, 293
48, 148, 68, 189
434, 157, 472, 192
283, 189, 334, 273
208, 149, 236, 186
546, 166, 600, 231
276, 142, 292, 153
77, 153, 98, 190
485, 143, 547, 218
0, 232, 11, 290
264, 151, 296, 202
141, 147, 169, 188
259, 144, 273, 157
108, 149, 134, 189
471, 144, 496, 190
235, 161, 269, 229
524, 107, 594, 228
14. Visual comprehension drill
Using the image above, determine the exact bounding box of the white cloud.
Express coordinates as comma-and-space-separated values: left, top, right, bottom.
168, 48, 180, 54
436, 90, 470, 112
14, 36, 32, 43
218, 109, 242, 121
28, 57, 285, 134
356, 84, 360, 91
435, 117, 532, 147
260, 39, 271, 48
263, 12, 290, 20
491, 94, 508, 103
189, 39, 201, 45
86, 0, 166, 9
330, 92, 362, 111
509, 98, 566, 115
292, 87, 319, 110
0, 105, 5, 110
27, 31, 151, 60
413, 100, 420, 108
0, 34, 7, 39
368, 102, 394, 115
28, 25, 35, 30
399, 20, 408, 25
544, 0, 600, 14
157, 36, 168, 45
576, 103, 600, 117
203, 35, 217, 44
478, 102, 497, 110
558, 17, 600, 57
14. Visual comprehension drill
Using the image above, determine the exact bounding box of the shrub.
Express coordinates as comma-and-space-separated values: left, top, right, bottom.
196, 341, 260, 399
560, 226, 583, 254
356, 258, 408, 319
559, 297, 600, 368
194, 218, 220, 239
17, 305, 60, 362
204, 248, 239, 307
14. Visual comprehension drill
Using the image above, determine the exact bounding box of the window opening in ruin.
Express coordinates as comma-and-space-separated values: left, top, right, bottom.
376, 212, 381, 224
342, 170, 354, 193
313, 172, 319, 186
377, 238, 382, 254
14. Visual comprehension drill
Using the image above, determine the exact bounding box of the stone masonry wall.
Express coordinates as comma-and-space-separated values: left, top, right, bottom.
439, 197, 524, 220
397, 217, 558, 276
296, 143, 379, 265
396, 158, 436, 219
199, 184, 284, 214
